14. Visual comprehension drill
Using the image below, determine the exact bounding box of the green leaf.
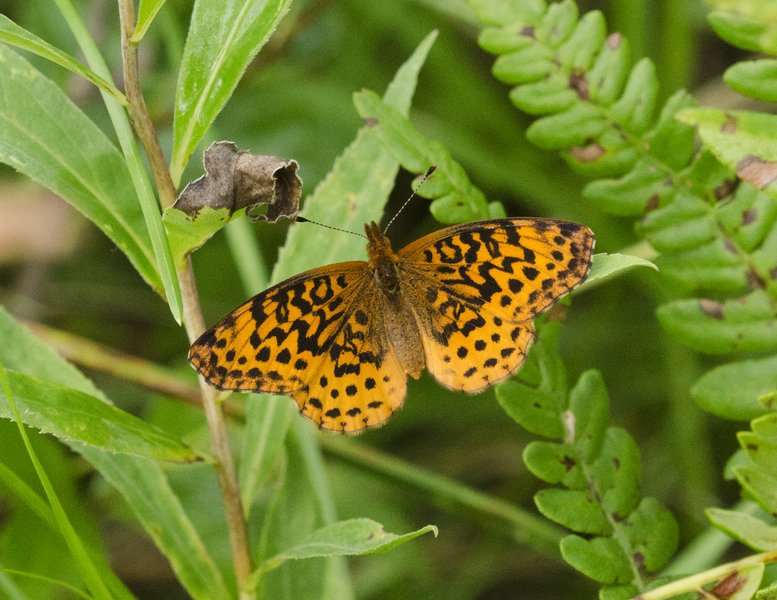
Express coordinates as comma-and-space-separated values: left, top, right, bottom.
733, 465, 777, 514
740, 432, 777, 473
591, 428, 641, 517
0, 15, 125, 103
527, 103, 608, 150
609, 58, 659, 135
492, 44, 556, 84
691, 355, 777, 420
569, 370, 609, 463
239, 394, 294, 518
725, 59, 777, 102
583, 253, 658, 286
560, 535, 632, 584
708, 7, 777, 54
163, 206, 235, 270
536, 0, 578, 49
353, 89, 491, 222
534, 489, 611, 534
0, 363, 113, 600
558, 9, 607, 71
757, 580, 777, 600
677, 107, 777, 200
0, 371, 199, 462
646, 90, 697, 169
0, 45, 162, 293
637, 191, 715, 253
171, 0, 294, 185
654, 239, 748, 292
81, 449, 233, 600
583, 158, 672, 216
586, 32, 630, 106
467, 0, 545, 28
509, 75, 578, 115
707, 507, 777, 551
496, 381, 564, 438
0, 309, 230, 600
622, 497, 679, 572
523, 441, 585, 489
752, 412, 777, 443
249, 518, 438, 589
657, 291, 777, 353
599, 585, 640, 600
727, 563, 765, 600
131, 0, 166, 42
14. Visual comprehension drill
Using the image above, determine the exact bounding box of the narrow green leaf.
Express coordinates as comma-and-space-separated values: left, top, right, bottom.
623, 497, 679, 571
0, 309, 230, 600
637, 191, 714, 252
239, 394, 294, 517
250, 518, 438, 588
0, 371, 199, 462
535, 489, 611, 534
707, 507, 777, 551
691, 355, 777, 420
496, 381, 564, 438
171, 0, 293, 185
81, 449, 233, 600
560, 535, 632, 584
0, 45, 162, 293
583, 253, 658, 286
657, 291, 777, 353
52, 0, 182, 322
0, 362, 114, 600
0, 15, 125, 103
725, 59, 777, 102
569, 370, 609, 462
131, 0, 167, 42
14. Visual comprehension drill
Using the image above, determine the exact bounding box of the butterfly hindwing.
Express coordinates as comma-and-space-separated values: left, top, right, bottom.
292, 288, 408, 433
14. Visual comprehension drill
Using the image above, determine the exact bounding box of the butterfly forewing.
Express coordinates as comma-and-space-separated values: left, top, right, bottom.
189, 263, 372, 393
398, 218, 595, 322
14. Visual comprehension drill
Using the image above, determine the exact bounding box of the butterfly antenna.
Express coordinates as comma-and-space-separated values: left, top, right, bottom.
383, 165, 437, 235
295, 216, 367, 239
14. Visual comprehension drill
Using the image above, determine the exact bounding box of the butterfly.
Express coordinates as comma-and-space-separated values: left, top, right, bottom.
189, 216, 595, 434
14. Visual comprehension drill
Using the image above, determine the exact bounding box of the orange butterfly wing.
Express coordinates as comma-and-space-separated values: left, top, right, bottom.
397, 218, 594, 393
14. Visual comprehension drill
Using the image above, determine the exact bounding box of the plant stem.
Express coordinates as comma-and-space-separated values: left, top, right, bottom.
633, 550, 777, 600
116, 0, 253, 594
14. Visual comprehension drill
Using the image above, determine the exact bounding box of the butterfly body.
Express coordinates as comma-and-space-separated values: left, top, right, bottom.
190, 217, 595, 434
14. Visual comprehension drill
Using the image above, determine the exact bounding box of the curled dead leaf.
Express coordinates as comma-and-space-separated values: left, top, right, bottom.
174, 141, 301, 223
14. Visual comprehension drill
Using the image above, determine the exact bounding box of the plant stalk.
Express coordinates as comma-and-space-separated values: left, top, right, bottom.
116, 0, 253, 594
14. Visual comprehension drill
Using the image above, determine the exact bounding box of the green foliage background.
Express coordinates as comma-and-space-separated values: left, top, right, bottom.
1, 0, 776, 599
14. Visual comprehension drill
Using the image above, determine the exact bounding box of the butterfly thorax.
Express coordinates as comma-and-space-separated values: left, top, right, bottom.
364, 220, 425, 379
365, 221, 402, 296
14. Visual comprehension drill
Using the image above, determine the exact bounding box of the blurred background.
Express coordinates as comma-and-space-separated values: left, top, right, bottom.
0, 0, 758, 598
